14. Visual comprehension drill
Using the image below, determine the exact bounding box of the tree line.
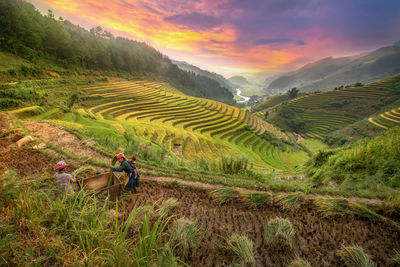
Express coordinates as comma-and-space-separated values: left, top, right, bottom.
0, 0, 234, 104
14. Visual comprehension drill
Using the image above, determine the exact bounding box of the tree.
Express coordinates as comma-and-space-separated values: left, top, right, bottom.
264, 111, 269, 119
287, 87, 299, 99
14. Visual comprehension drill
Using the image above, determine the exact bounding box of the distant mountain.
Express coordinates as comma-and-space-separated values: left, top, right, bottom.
228, 76, 251, 87
172, 60, 234, 92
267, 42, 400, 92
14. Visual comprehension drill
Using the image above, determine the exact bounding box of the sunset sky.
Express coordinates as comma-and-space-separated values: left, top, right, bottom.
28, 0, 400, 79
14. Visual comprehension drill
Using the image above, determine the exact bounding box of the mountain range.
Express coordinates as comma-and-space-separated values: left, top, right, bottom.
172, 60, 235, 92
266, 41, 400, 93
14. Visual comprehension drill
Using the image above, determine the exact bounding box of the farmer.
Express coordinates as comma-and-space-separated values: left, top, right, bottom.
110, 153, 136, 191
54, 160, 76, 196
128, 155, 140, 189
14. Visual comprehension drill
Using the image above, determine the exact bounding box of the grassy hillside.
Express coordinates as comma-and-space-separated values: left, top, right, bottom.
0, 0, 234, 104
304, 127, 400, 198
267, 74, 400, 141
4, 79, 308, 171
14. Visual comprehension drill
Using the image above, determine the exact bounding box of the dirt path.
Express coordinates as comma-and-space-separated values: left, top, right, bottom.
17, 119, 384, 206
24, 121, 109, 162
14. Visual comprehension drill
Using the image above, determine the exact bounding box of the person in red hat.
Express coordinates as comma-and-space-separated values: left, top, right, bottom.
54, 160, 76, 196
110, 153, 136, 191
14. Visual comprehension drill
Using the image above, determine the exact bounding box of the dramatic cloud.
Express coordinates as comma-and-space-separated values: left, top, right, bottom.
28, 0, 400, 76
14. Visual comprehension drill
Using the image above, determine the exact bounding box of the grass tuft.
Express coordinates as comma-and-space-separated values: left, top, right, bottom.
275, 192, 305, 212
169, 217, 200, 259
239, 190, 273, 208
337, 245, 376, 267
227, 233, 256, 266
314, 197, 352, 217
264, 217, 295, 249
210, 188, 239, 204
288, 257, 312, 267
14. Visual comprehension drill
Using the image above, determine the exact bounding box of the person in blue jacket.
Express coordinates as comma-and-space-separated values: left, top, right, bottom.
110, 153, 135, 191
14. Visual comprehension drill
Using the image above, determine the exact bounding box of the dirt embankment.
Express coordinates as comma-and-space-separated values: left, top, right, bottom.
24, 121, 109, 162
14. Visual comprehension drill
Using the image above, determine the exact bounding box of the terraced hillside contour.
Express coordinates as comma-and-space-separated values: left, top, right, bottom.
79, 80, 305, 169
368, 106, 400, 129
270, 74, 400, 140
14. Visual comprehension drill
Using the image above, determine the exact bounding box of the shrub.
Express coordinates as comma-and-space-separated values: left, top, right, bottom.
264, 217, 295, 249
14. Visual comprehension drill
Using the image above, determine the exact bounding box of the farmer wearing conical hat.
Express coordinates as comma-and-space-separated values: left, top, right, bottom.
110, 153, 135, 191
54, 160, 76, 196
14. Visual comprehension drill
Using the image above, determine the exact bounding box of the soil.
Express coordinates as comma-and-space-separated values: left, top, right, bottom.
24, 121, 109, 162
0, 135, 53, 177
120, 180, 400, 266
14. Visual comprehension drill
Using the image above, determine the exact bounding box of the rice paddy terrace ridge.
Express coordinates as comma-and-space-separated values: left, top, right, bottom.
272, 74, 400, 140
78, 80, 306, 169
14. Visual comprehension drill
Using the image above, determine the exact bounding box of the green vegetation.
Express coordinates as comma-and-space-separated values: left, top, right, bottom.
267, 74, 400, 140
305, 127, 400, 194
337, 245, 376, 267
0, 0, 234, 104
0, 170, 176, 266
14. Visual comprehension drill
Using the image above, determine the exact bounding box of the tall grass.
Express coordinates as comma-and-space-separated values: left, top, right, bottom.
227, 233, 256, 267
337, 245, 376, 267
0, 170, 178, 266
219, 155, 249, 175
264, 217, 295, 249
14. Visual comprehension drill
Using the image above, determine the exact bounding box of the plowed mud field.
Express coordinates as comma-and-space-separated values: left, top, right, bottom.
120, 180, 399, 266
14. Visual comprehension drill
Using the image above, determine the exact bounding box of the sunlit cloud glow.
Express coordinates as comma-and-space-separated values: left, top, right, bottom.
28, 0, 400, 77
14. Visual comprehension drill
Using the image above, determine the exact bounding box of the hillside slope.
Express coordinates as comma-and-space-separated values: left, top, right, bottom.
0, 0, 234, 104
172, 60, 234, 91
268, 43, 400, 92
305, 126, 400, 197
266, 74, 400, 141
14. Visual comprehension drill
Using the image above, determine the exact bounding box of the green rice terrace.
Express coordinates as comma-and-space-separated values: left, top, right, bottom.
266, 74, 400, 140
10, 79, 307, 170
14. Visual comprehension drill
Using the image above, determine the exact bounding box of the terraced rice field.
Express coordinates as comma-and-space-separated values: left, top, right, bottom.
368, 107, 400, 129
120, 180, 400, 266
290, 84, 387, 110
300, 113, 358, 139
80, 81, 303, 169
282, 75, 400, 139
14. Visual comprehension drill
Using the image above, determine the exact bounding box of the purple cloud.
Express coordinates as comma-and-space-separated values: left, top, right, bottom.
164, 12, 222, 30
